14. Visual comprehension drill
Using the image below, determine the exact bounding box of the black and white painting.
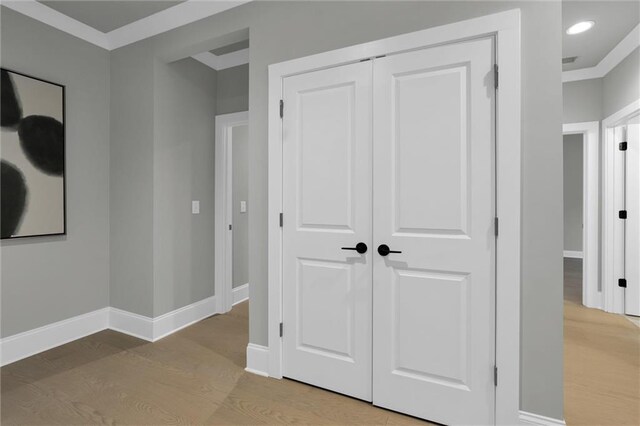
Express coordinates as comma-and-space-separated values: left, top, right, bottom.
1, 69, 65, 239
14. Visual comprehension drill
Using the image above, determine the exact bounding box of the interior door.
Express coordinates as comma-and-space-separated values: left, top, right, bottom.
282, 61, 373, 400
624, 118, 639, 316
372, 37, 497, 425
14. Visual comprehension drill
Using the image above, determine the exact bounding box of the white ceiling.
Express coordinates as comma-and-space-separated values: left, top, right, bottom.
562, 0, 639, 71
40, 1, 185, 33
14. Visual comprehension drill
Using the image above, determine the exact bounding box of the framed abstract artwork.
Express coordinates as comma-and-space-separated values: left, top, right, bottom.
1, 68, 66, 239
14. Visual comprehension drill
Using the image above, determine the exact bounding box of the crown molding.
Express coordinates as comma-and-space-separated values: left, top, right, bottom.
563, 24, 640, 83
107, 0, 251, 50
2, 0, 110, 49
192, 48, 249, 71
1, 0, 251, 51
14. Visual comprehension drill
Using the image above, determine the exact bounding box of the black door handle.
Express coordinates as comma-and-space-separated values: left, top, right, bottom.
377, 244, 402, 256
341, 242, 368, 254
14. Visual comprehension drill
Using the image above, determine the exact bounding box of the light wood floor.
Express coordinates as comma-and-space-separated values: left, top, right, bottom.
563, 258, 640, 426
1, 302, 427, 425
2, 264, 638, 425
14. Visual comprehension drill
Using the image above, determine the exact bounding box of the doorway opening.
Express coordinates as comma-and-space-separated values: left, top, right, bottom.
562, 122, 600, 309
215, 111, 249, 314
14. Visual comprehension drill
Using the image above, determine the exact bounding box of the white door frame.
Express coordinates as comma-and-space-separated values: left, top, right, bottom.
215, 111, 249, 314
602, 99, 640, 313
267, 9, 521, 425
562, 122, 601, 308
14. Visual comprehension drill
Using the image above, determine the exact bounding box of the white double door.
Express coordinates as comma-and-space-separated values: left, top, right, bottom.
282, 37, 496, 425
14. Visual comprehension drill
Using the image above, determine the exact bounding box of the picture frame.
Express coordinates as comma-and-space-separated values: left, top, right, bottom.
1, 68, 66, 239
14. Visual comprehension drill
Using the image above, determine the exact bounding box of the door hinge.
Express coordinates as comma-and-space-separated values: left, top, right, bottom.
619, 278, 627, 288
279, 99, 284, 118
279, 213, 283, 227
494, 217, 499, 237
494, 64, 499, 89
279, 322, 284, 337
229, 224, 232, 230
494, 366, 498, 386
619, 210, 628, 219
619, 141, 627, 151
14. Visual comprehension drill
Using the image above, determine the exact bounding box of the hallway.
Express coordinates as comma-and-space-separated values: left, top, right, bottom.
563, 259, 640, 425
1, 302, 428, 425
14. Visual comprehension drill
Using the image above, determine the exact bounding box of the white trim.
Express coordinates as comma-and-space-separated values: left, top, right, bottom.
563, 24, 640, 82
603, 99, 640, 127
192, 52, 222, 70
563, 121, 601, 309
245, 343, 269, 377
192, 49, 249, 71
233, 283, 250, 306
109, 307, 155, 341
217, 48, 249, 71
0, 296, 221, 365
215, 111, 249, 314
267, 9, 521, 425
1, 0, 110, 49
110, 296, 219, 341
0, 308, 110, 366
2, 0, 251, 51
602, 99, 640, 313
152, 295, 218, 340
519, 411, 566, 426
107, 0, 251, 50
563, 250, 583, 259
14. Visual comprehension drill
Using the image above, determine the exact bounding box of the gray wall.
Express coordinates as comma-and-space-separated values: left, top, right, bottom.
232, 125, 249, 288
108, 1, 564, 418
563, 48, 640, 124
563, 134, 584, 252
111, 54, 217, 318
563, 78, 602, 123
216, 63, 249, 115
110, 45, 156, 316
153, 58, 217, 316
603, 47, 640, 119
1, 7, 110, 337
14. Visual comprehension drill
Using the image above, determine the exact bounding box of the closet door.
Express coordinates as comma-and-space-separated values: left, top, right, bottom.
372, 37, 497, 425
624, 118, 639, 316
282, 61, 373, 400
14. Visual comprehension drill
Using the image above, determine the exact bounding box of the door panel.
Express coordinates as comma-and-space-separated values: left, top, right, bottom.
372, 38, 496, 425
282, 61, 373, 401
298, 84, 356, 230
394, 66, 469, 235
297, 259, 354, 359
625, 120, 639, 316
392, 269, 470, 388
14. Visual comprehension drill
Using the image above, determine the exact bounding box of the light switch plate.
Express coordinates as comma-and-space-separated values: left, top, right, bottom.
240, 201, 247, 213
192, 201, 200, 214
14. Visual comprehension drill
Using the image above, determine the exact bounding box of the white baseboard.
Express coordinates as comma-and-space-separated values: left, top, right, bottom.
520, 411, 566, 426
109, 307, 154, 341
563, 250, 583, 259
233, 283, 249, 306
0, 308, 109, 366
152, 295, 217, 341
245, 343, 269, 377
1, 296, 219, 366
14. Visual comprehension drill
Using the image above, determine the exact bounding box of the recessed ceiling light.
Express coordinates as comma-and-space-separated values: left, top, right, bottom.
566, 21, 595, 35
